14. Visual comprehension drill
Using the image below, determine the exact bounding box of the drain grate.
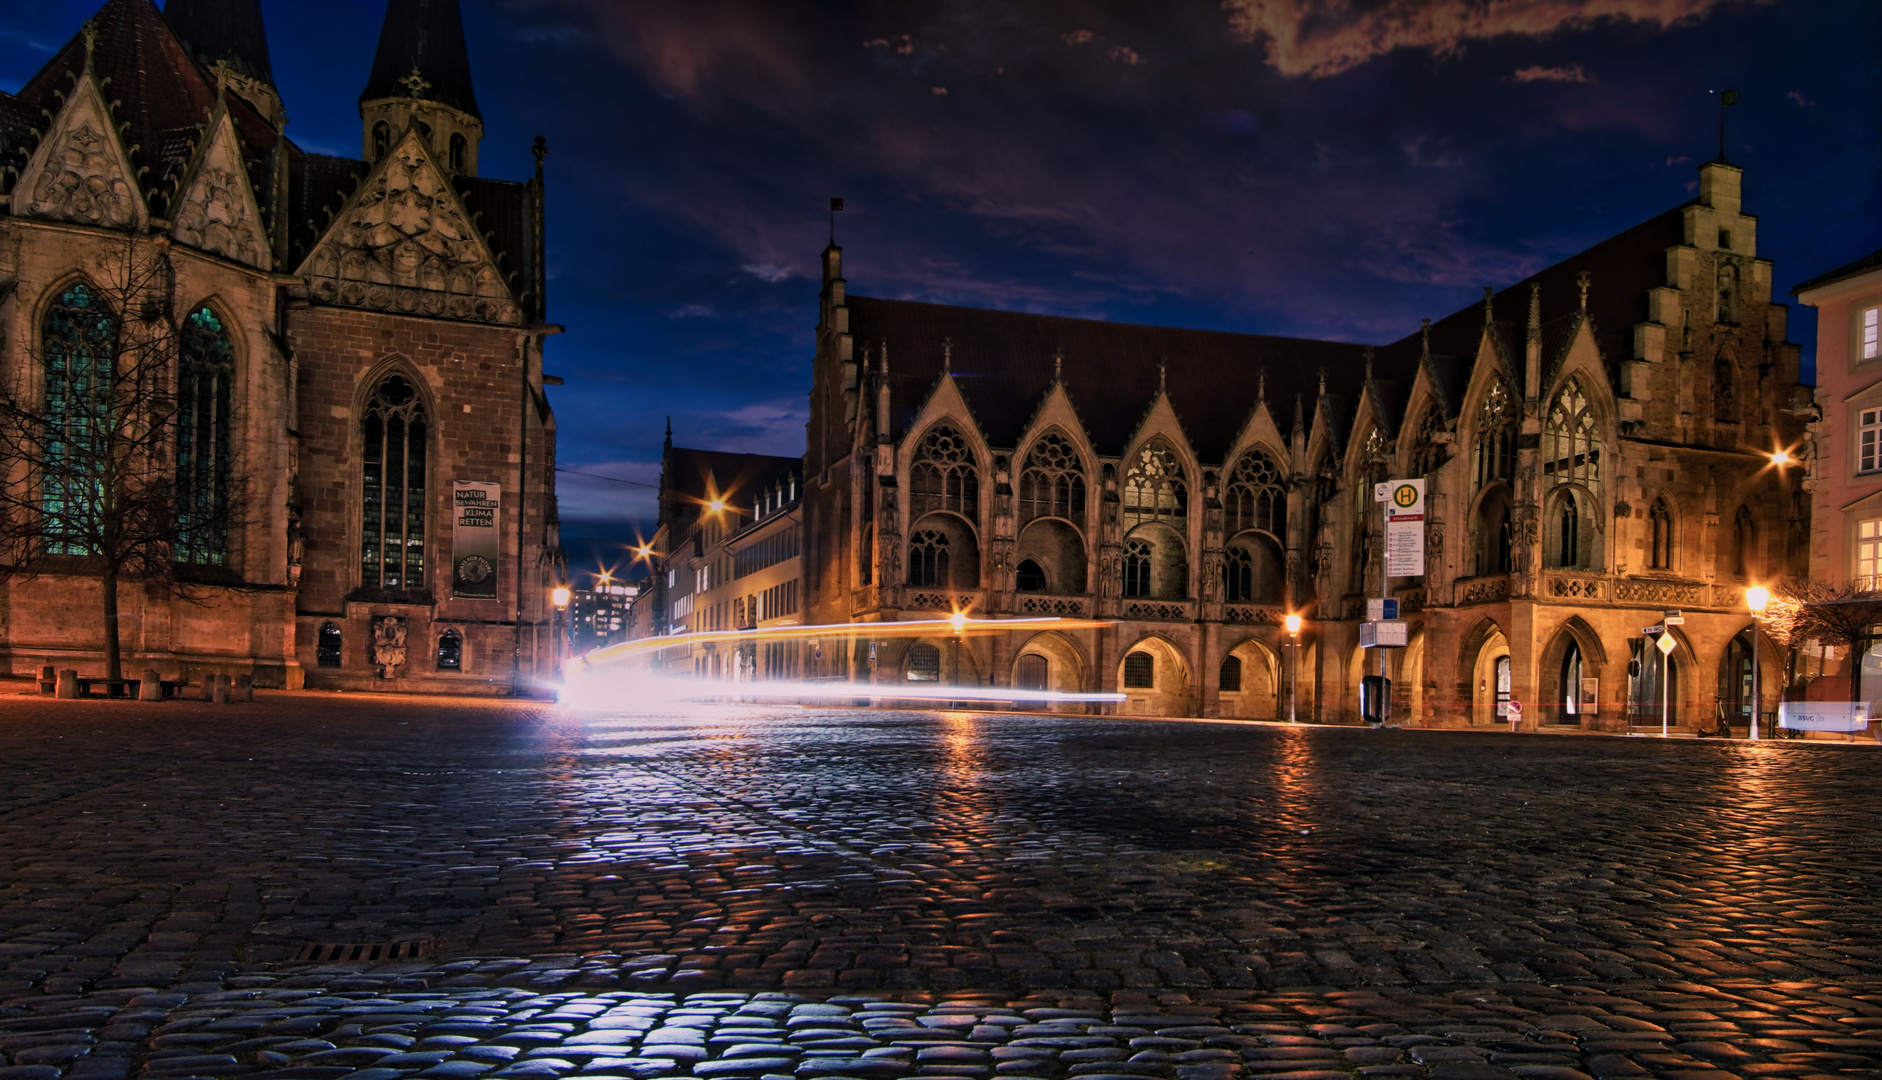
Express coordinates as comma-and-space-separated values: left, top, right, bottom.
291, 940, 431, 963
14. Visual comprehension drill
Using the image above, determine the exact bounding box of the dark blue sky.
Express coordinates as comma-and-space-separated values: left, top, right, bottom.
5, 0, 1878, 579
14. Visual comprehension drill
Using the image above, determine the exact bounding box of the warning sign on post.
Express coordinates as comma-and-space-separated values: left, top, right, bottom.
1383, 479, 1425, 578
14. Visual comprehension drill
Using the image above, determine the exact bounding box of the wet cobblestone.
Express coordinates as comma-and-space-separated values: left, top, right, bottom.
0, 691, 1879, 1080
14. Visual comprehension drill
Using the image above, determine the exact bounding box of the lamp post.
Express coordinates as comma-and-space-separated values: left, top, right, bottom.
550, 584, 572, 673
1746, 585, 1769, 740
1284, 613, 1303, 723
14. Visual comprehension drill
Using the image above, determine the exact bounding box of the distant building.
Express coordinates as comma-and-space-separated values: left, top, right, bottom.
798, 160, 1810, 728
625, 436, 805, 681
571, 579, 638, 653
0, 0, 563, 693
1795, 243, 1882, 695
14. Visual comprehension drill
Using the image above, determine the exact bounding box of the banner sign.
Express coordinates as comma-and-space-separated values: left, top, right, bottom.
451, 481, 501, 599
1778, 702, 1870, 732
1383, 479, 1425, 578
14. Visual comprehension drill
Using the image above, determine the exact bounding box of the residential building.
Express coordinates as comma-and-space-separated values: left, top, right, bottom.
1796, 243, 1882, 695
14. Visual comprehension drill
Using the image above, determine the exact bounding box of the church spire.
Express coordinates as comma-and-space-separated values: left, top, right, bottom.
164, 0, 280, 120
359, 0, 483, 173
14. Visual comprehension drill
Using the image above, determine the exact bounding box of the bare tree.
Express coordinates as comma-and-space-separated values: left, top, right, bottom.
0, 235, 247, 682
1780, 576, 1882, 702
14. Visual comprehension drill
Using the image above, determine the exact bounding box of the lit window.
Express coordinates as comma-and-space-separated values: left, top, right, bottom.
906, 643, 941, 681
1859, 518, 1882, 589
1862, 408, 1882, 473
1865, 306, 1880, 362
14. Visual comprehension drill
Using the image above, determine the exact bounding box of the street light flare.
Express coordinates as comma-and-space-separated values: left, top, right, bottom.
1284, 613, 1303, 635
1746, 585, 1770, 613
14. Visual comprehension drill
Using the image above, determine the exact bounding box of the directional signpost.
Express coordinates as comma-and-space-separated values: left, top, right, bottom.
1642, 624, 1676, 736
1361, 480, 1427, 725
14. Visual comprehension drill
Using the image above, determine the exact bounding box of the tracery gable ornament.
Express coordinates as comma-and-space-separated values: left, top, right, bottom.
297, 127, 520, 325
170, 107, 269, 268
12, 69, 145, 230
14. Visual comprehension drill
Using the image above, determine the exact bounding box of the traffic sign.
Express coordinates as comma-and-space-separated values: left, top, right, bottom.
1655, 633, 1677, 656
1664, 610, 1685, 625
1382, 479, 1426, 577
1642, 624, 1665, 636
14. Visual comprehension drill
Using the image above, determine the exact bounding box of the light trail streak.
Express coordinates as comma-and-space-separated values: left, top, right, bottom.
560, 670, 1126, 711
579, 614, 1115, 665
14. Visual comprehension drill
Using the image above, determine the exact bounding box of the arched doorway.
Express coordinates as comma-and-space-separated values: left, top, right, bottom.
1469, 627, 1511, 725
1719, 634, 1752, 733
1557, 641, 1582, 724
1013, 631, 1088, 713
1636, 650, 1680, 728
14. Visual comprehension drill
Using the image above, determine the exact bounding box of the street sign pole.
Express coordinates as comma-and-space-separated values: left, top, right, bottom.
1662, 641, 1670, 739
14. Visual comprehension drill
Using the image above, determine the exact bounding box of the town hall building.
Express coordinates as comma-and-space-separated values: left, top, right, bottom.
793, 160, 1811, 728
0, 0, 563, 692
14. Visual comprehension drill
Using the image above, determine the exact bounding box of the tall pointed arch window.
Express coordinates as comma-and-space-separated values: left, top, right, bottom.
1473, 381, 1517, 489
372, 122, 390, 161
1122, 539, 1152, 597
176, 306, 233, 565
1019, 432, 1085, 523
1648, 498, 1673, 570
1543, 379, 1601, 570
1224, 449, 1286, 539
910, 423, 978, 518
448, 133, 468, 173
1123, 440, 1187, 527
361, 374, 428, 591
908, 528, 949, 587
1543, 379, 1600, 492
41, 283, 116, 555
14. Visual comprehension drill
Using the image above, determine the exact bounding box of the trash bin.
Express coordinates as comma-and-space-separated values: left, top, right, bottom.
1360, 674, 1392, 725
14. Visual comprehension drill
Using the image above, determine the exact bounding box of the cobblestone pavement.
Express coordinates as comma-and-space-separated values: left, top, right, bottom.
1, 692, 1881, 1080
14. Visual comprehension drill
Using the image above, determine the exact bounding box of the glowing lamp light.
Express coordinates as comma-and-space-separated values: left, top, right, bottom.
950, 610, 968, 635
1284, 613, 1303, 635
551, 586, 572, 609
1746, 585, 1770, 614
707, 498, 726, 514
1769, 450, 1793, 466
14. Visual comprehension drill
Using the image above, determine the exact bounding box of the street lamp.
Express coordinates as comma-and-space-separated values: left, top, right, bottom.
1284, 613, 1303, 723
1746, 585, 1769, 740
551, 585, 571, 609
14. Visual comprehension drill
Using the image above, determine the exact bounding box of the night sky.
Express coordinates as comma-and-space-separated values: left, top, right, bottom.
4, 0, 1878, 582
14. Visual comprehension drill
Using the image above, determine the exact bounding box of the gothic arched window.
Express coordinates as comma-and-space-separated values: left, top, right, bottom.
1543, 378, 1600, 492
1019, 432, 1085, 523
1122, 539, 1152, 597
908, 528, 949, 587
1649, 498, 1673, 570
1542, 379, 1600, 570
910, 424, 978, 518
41, 282, 116, 555
1123, 440, 1187, 527
361, 374, 428, 591
1474, 381, 1517, 489
1015, 558, 1046, 592
372, 122, 390, 160
176, 305, 233, 565
448, 132, 467, 173
1223, 544, 1254, 603
436, 628, 462, 670
1224, 449, 1286, 539
317, 621, 343, 667
1219, 654, 1243, 693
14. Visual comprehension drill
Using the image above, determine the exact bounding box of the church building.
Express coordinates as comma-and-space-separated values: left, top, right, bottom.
801, 161, 1811, 728
0, 0, 563, 692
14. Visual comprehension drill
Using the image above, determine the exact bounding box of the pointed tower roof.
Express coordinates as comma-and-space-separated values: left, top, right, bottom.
163, 0, 274, 85
361, 0, 480, 118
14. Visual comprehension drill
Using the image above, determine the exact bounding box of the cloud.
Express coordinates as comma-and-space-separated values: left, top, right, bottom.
1107, 45, 1146, 66
740, 264, 795, 283
668, 304, 716, 319
1788, 90, 1815, 106
1221, 0, 1745, 78
1062, 29, 1097, 46
1061, 28, 1146, 65
1512, 62, 1591, 82
555, 459, 662, 523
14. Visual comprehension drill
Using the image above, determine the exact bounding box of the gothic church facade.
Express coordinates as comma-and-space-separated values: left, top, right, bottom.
0, 0, 562, 691
803, 161, 1810, 728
